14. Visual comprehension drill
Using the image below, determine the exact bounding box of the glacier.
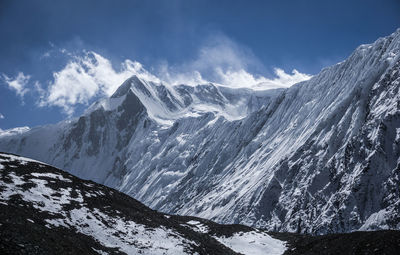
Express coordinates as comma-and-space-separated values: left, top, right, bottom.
1, 29, 400, 234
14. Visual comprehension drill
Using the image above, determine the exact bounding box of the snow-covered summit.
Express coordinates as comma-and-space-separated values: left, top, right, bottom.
88, 74, 283, 125
0, 126, 30, 138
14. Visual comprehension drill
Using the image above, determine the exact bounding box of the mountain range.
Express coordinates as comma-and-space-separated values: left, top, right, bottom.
1, 29, 400, 235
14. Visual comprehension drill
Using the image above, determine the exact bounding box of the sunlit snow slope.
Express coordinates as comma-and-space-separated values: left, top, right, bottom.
1, 29, 400, 234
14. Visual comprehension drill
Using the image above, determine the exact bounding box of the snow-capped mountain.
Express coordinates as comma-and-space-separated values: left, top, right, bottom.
1, 29, 400, 234
0, 152, 286, 255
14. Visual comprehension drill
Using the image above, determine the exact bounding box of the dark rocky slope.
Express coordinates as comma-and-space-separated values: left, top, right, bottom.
1, 152, 399, 255
0, 152, 285, 255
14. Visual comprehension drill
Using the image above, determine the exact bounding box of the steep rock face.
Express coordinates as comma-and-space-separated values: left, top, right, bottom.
1, 88, 150, 185
151, 30, 400, 234
1, 30, 400, 234
220, 31, 400, 234
249, 55, 400, 234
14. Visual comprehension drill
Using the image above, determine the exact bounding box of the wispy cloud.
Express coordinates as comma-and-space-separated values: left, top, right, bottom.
0, 113, 4, 119
216, 68, 312, 89
3, 34, 312, 115
155, 34, 312, 89
2, 72, 31, 98
36, 51, 159, 115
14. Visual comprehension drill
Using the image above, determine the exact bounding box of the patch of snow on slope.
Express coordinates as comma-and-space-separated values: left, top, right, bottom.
186, 220, 209, 233
0, 154, 46, 165
85, 95, 127, 114
47, 207, 193, 255
0, 126, 30, 138
359, 204, 400, 231
0, 173, 83, 213
31, 172, 72, 182
214, 231, 287, 255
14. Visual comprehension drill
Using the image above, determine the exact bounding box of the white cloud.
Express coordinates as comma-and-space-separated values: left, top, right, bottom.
155, 34, 260, 86
189, 34, 258, 74
41, 52, 51, 59
154, 34, 312, 89
0, 113, 4, 119
38, 51, 159, 115
215, 68, 312, 89
36, 46, 311, 114
2, 72, 31, 97
9, 34, 312, 115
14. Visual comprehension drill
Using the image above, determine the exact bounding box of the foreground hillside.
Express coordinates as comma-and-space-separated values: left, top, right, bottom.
1, 29, 400, 234
0, 152, 285, 255
1, 153, 400, 255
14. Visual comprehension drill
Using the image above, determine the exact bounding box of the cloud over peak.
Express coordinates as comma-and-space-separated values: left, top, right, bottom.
155, 34, 312, 89
37, 51, 159, 115
3, 37, 312, 116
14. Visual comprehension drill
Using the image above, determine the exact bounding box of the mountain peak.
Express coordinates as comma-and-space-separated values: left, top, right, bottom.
107, 74, 280, 125
110, 75, 144, 98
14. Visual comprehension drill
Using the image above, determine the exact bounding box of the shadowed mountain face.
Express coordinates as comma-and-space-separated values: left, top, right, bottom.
1, 30, 400, 234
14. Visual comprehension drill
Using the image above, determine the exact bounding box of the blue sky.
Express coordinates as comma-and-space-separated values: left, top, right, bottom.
0, 0, 399, 129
